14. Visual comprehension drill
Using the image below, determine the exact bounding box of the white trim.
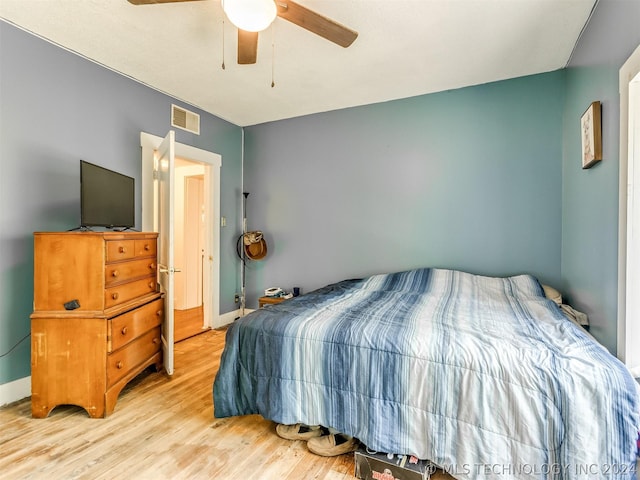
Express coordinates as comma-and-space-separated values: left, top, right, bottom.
140, 132, 223, 328
218, 310, 240, 327
217, 308, 256, 328
0, 376, 31, 407
618, 43, 640, 367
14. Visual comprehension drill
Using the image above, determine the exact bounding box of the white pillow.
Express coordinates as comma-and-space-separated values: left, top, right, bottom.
542, 284, 562, 305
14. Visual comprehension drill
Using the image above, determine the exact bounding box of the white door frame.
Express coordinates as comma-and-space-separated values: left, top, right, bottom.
140, 132, 222, 329
617, 43, 640, 376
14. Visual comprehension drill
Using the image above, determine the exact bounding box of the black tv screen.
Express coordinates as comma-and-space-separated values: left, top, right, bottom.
80, 160, 135, 228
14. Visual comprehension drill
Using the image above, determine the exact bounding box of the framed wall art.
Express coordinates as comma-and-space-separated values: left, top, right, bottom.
581, 101, 602, 169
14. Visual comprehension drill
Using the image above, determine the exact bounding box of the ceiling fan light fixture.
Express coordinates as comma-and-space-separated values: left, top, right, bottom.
222, 0, 277, 32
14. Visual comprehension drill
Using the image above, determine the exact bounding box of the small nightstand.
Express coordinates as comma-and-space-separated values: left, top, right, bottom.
258, 296, 286, 308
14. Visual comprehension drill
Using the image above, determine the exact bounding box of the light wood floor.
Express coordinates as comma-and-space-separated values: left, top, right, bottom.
0, 328, 453, 480
174, 305, 208, 343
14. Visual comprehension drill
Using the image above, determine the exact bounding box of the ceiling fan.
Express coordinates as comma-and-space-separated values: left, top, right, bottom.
127, 0, 358, 65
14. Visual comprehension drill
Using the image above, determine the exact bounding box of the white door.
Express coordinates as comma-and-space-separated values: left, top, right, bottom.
157, 130, 176, 375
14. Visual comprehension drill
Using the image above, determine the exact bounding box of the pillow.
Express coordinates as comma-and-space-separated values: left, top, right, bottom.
542, 284, 562, 305
542, 284, 590, 330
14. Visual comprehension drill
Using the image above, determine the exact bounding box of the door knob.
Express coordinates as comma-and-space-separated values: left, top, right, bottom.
158, 266, 182, 274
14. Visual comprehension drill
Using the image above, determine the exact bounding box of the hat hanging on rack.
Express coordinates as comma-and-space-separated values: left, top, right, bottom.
243, 231, 268, 261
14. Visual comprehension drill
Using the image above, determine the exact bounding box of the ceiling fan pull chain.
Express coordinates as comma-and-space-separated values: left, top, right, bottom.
271, 21, 276, 88
221, 8, 226, 70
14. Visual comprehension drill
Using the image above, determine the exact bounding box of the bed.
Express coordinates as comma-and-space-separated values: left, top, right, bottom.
213, 268, 640, 479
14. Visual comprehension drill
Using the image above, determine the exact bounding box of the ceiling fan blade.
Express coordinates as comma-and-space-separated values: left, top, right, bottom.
238, 30, 259, 65
276, 0, 357, 48
127, 0, 203, 4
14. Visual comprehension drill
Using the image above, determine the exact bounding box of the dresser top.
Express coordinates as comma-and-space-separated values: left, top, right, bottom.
34, 231, 158, 240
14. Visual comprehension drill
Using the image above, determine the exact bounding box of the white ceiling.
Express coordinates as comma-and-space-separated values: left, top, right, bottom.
0, 0, 596, 127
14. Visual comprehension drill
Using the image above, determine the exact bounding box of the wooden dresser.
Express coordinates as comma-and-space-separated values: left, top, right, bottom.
31, 231, 164, 418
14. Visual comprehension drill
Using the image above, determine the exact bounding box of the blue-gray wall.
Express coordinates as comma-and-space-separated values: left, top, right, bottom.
244, 71, 565, 304
561, 0, 640, 354
0, 21, 243, 386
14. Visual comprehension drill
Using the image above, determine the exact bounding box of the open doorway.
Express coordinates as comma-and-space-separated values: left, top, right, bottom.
139, 131, 222, 374
174, 158, 207, 342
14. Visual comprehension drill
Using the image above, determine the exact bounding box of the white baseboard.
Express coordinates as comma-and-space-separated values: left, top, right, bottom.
216, 309, 240, 328
0, 376, 30, 407
215, 308, 254, 328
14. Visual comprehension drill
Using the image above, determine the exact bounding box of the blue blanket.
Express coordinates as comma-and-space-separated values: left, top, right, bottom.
214, 268, 640, 479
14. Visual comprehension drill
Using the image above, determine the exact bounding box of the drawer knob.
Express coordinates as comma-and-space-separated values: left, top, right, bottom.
119, 246, 126, 254
156, 310, 163, 317
153, 337, 159, 345
121, 326, 128, 335
116, 361, 123, 369
149, 263, 156, 270
148, 281, 155, 289
112, 270, 119, 277
111, 292, 119, 300
144, 244, 150, 251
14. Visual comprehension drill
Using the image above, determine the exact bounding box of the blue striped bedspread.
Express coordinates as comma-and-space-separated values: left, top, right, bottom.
213, 268, 640, 479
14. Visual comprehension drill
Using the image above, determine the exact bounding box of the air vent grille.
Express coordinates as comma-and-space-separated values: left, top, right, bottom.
171, 104, 200, 135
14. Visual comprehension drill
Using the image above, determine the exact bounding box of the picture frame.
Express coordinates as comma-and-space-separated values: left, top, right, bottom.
581, 101, 602, 169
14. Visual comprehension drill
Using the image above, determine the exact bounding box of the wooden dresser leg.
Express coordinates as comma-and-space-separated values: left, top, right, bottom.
31, 401, 54, 419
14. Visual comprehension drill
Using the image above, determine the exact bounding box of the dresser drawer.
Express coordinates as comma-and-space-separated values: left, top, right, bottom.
105, 258, 157, 287
107, 327, 161, 387
109, 299, 163, 352
105, 277, 157, 308
135, 239, 157, 258
106, 240, 135, 262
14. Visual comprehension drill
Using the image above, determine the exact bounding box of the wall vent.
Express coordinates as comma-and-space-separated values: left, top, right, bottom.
171, 104, 200, 135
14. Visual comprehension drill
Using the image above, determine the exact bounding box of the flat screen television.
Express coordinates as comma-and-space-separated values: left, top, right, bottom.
80, 160, 135, 229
